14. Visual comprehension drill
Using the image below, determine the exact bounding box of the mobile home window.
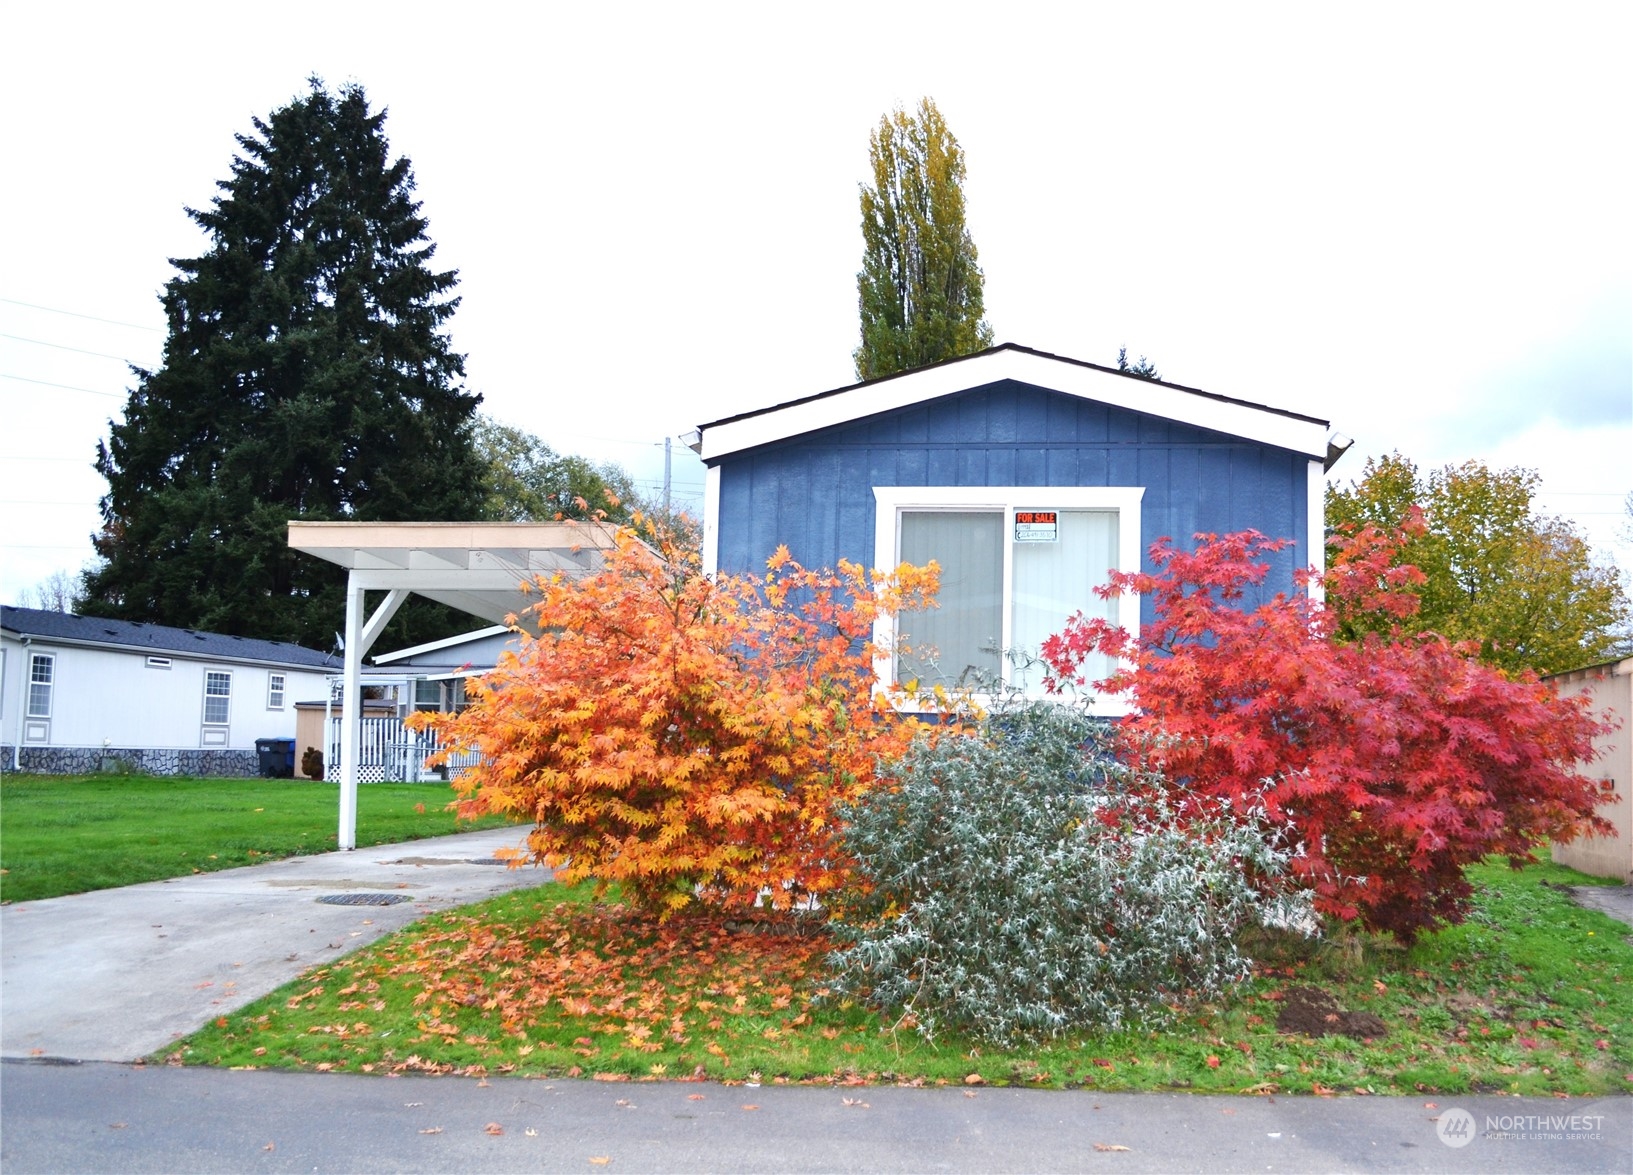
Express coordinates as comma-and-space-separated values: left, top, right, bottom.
267, 673, 286, 709
27, 653, 55, 718
873, 486, 1144, 706
413, 678, 443, 711
203, 671, 232, 725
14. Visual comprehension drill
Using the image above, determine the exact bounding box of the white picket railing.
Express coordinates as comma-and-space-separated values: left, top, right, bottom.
325, 716, 482, 783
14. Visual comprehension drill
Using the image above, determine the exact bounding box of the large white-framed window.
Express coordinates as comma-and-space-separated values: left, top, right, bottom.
27, 653, 55, 718
267, 672, 286, 710
873, 486, 1144, 710
203, 670, 232, 725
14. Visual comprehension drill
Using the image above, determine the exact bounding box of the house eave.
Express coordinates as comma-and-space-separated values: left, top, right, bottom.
0, 628, 337, 672
694, 343, 1332, 464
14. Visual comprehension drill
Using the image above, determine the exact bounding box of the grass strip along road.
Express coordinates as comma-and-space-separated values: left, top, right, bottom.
173, 860, 1633, 1097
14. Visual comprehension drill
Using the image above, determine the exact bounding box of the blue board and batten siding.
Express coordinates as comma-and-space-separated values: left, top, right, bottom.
712, 379, 1310, 628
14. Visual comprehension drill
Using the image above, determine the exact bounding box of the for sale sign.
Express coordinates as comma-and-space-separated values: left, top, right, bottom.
1014, 510, 1058, 543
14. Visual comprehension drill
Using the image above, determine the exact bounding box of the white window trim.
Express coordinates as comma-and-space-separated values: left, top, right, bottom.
26, 652, 55, 719
267, 672, 286, 710
203, 670, 232, 726
872, 485, 1144, 714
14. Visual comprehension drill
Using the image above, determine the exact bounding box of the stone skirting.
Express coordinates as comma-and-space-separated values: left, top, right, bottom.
0, 745, 260, 778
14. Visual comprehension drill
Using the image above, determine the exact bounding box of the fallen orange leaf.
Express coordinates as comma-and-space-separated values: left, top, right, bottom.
484, 1122, 504, 1135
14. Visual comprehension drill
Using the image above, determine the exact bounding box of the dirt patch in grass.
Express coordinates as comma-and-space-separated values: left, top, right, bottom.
1275, 986, 1389, 1040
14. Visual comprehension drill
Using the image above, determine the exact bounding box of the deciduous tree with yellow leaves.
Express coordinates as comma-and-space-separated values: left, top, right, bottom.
1326, 453, 1629, 674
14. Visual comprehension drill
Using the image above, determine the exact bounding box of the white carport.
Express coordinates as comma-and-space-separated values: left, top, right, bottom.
287, 520, 620, 849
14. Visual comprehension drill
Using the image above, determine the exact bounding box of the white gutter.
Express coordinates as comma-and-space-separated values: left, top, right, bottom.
11, 635, 27, 772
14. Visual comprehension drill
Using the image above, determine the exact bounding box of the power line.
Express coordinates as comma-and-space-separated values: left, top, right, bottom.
0, 373, 121, 397
0, 297, 160, 333
0, 331, 140, 364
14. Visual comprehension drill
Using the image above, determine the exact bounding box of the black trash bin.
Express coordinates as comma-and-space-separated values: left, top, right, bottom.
255, 737, 296, 778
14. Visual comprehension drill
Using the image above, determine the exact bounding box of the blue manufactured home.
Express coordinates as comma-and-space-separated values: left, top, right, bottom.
689, 344, 1345, 711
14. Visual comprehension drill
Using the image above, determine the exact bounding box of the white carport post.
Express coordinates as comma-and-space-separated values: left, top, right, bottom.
337, 580, 409, 850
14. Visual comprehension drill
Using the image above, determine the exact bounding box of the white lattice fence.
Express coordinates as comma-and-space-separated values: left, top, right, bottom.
326, 716, 470, 782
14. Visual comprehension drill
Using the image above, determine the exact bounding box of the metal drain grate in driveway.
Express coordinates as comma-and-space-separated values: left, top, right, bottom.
315, 893, 413, 907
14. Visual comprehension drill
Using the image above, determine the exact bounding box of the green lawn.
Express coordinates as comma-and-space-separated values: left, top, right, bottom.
171, 858, 1633, 1095
0, 772, 515, 903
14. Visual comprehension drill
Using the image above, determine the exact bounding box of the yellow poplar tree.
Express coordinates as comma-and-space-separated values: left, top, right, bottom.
853, 97, 994, 381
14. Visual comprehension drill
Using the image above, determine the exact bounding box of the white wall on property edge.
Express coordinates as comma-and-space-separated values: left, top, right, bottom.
1550, 662, 1633, 883
0, 634, 331, 751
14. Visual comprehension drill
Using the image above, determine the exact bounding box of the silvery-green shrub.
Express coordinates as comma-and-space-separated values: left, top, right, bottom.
829, 701, 1314, 1046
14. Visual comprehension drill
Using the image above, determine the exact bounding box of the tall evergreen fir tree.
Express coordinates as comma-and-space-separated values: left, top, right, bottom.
83, 80, 487, 649
853, 98, 994, 381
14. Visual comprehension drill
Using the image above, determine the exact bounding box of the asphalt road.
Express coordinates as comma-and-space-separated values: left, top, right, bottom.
3, 1062, 1629, 1174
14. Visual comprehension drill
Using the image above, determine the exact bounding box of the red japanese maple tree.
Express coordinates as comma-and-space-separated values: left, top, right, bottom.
1040, 523, 1614, 941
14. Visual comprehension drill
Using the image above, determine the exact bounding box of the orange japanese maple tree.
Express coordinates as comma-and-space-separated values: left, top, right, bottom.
1040, 523, 1614, 942
410, 524, 943, 918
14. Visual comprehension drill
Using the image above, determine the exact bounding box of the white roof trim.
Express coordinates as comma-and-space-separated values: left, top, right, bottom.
696, 346, 1329, 463
371, 625, 510, 665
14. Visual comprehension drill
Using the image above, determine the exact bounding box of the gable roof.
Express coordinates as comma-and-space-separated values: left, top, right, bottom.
689, 343, 1332, 463
0, 605, 340, 670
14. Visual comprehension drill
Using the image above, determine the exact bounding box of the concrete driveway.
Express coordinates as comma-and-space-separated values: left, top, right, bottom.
0, 827, 549, 1063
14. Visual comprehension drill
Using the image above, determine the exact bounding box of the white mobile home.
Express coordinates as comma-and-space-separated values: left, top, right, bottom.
1, 606, 338, 776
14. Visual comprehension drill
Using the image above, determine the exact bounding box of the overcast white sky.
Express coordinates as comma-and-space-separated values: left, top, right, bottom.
2, 2, 1628, 608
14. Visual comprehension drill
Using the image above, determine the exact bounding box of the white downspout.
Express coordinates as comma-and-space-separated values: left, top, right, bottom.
702, 463, 721, 576
11, 636, 27, 772
1306, 458, 1327, 604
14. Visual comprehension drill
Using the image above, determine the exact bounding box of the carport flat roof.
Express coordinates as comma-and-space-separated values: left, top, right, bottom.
287, 520, 621, 626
